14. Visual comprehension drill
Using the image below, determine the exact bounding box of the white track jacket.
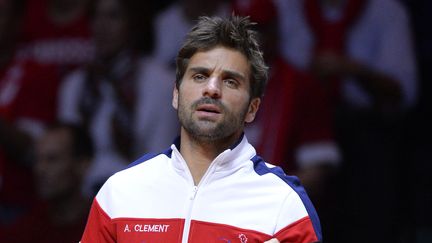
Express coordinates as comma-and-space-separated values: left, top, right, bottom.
81, 136, 322, 242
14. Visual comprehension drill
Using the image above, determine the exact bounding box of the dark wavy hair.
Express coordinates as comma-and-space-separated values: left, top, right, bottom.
175, 15, 268, 99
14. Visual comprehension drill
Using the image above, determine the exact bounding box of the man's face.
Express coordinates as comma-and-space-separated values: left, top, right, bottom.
172, 46, 260, 142
34, 129, 79, 200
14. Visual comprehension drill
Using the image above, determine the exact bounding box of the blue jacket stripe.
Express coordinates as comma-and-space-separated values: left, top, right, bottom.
251, 155, 323, 241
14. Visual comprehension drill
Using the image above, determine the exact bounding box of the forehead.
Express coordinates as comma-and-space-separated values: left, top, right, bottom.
187, 46, 251, 79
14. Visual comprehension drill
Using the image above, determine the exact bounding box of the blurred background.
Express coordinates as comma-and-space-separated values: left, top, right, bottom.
0, 0, 430, 242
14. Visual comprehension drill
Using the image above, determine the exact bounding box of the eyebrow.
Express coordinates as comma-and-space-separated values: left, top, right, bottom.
188, 66, 247, 82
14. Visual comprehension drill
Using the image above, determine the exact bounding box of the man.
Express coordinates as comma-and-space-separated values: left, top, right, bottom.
57, 0, 178, 198
81, 16, 322, 242
1, 123, 93, 242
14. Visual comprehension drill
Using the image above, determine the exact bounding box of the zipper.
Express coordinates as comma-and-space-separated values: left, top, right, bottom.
179, 149, 227, 242
181, 185, 198, 242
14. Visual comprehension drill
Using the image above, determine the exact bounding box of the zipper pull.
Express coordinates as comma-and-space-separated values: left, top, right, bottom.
189, 186, 198, 200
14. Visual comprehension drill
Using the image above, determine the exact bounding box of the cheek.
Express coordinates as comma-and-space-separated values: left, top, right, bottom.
229, 92, 250, 110
178, 87, 196, 107
178, 96, 194, 118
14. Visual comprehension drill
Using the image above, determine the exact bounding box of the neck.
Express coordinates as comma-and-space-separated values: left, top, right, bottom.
179, 129, 242, 185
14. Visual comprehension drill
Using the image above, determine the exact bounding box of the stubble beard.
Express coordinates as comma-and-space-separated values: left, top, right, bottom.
177, 97, 249, 143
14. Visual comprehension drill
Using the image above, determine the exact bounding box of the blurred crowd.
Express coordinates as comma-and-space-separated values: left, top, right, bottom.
0, 0, 430, 242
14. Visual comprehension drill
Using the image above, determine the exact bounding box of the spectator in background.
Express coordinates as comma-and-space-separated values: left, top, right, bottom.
1, 123, 93, 243
1, 0, 62, 225
17, 0, 93, 76
275, 0, 417, 111
152, 0, 229, 66
268, 0, 417, 242
58, 0, 179, 197
234, 1, 341, 241
233, 0, 341, 198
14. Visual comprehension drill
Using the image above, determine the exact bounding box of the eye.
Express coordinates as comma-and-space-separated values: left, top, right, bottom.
224, 78, 239, 88
192, 74, 207, 82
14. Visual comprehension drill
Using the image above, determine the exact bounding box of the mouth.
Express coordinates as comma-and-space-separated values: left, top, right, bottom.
196, 104, 221, 114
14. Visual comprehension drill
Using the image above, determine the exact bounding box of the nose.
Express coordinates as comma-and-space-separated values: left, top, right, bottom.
203, 76, 221, 98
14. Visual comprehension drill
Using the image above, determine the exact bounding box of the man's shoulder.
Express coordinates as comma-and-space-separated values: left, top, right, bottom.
106, 148, 173, 183
248, 156, 312, 203
127, 148, 173, 169
93, 148, 175, 216
250, 156, 301, 188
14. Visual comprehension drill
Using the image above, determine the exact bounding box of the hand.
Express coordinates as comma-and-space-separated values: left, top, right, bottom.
264, 239, 280, 243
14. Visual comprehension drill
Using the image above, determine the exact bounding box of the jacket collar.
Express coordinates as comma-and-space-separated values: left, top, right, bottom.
169, 134, 257, 182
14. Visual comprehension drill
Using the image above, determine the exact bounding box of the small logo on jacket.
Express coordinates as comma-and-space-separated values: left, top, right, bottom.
238, 233, 248, 243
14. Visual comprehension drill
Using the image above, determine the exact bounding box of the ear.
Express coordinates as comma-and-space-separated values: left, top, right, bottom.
172, 85, 179, 110
245, 97, 261, 123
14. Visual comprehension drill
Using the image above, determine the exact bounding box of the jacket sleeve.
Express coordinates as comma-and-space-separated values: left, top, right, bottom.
273, 186, 322, 243
274, 216, 321, 243
81, 199, 117, 243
